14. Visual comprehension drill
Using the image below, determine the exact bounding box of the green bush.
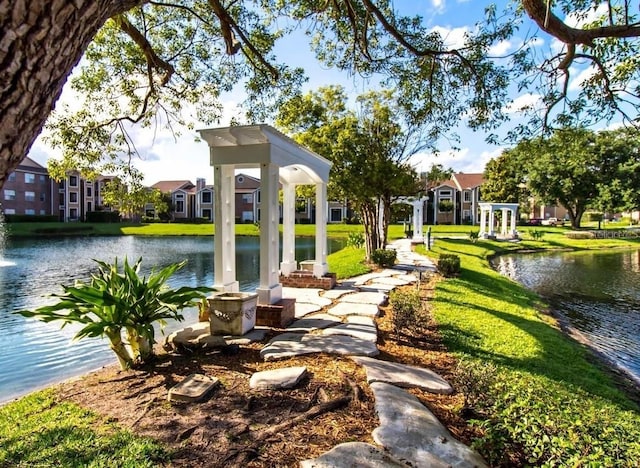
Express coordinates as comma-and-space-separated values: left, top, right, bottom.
4, 214, 58, 223
437, 254, 460, 277
346, 231, 364, 249
86, 211, 120, 223
529, 229, 545, 241
389, 289, 421, 338
451, 359, 498, 412
372, 248, 396, 267
16, 258, 213, 370
469, 230, 479, 243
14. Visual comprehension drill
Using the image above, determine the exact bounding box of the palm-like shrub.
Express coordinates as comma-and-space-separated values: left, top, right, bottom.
17, 258, 213, 370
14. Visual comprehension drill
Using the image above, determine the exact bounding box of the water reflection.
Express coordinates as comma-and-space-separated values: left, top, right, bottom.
0, 235, 344, 403
494, 250, 640, 384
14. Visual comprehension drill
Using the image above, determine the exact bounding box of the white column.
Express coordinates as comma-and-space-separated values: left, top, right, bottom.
488, 208, 495, 236
479, 207, 487, 237
280, 182, 297, 276
257, 163, 282, 305
412, 200, 424, 242
510, 208, 518, 236
213, 164, 238, 292
501, 208, 508, 236
313, 182, 329, 278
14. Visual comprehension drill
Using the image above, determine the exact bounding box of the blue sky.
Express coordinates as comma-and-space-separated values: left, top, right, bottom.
28, 0, 599, 185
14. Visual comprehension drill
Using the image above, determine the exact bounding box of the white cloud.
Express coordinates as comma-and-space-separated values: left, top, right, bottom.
430, 25, 469, 49
568, 65, 596, 91
410, 146, 504, 175
502, 93, 543, 114
488, 40, 512, 56
431, 0, 445, 12
564, 3, 609, 28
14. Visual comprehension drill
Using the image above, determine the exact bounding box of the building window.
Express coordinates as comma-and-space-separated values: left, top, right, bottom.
69, 208, 78, 219
242, 193, 253, 204
25, 173, 35, 183
40, 209, 46, 215
439, 189, 451, 197
463, 191, 471, 203
176, 200, 184, 213
69, 175, 78, 187
4, 189, 16, 201
40, 192, 46, 202
330, 208, 343, 222
237, 175, 245, 184
3, 208, 15, 215
202, 209, 212, 220
87, 202, 92, 212
59, 180, 65, 189
8, 173, 15, 182
202, 191, 212, 203
39, 175, 46, 183
25, 209, 35, 215
70, 192, 78, 203
59, 193, 65, 206
25, 191, 35, 202
87, 186, 92, 197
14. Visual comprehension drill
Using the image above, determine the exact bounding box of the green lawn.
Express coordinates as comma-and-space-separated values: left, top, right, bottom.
0, 389, 169, 467
419, 238, 640, 466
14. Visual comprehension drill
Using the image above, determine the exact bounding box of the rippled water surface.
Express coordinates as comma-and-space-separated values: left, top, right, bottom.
494, 250, 640, 383
0, 235, 343, 403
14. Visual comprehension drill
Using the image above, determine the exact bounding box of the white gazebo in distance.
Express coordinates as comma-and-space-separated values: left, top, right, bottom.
198, 124, 333, 308
478, 202, 519, 239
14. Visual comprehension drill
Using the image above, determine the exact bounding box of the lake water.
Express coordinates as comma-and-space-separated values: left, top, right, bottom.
493, 249, 640, 385
0, 235, 344, 403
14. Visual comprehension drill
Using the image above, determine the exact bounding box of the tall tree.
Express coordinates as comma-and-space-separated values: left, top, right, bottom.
482, 149, 532, 216
276, 86, 423, 260
3, 1, 640, 190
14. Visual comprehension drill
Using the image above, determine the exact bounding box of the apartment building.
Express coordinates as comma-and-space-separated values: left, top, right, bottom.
1, 157, 55, 217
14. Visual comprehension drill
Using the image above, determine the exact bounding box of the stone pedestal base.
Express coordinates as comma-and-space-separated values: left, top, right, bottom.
280, 271, 337, 290
256, 298, 296, 328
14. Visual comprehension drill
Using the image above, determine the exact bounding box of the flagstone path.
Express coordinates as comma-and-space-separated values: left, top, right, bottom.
167, 239, 487, 467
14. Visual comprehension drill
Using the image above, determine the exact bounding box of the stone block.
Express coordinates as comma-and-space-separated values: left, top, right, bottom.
168, 373, 220, 403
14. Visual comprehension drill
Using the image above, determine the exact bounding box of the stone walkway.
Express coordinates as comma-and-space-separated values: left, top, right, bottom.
167, 239, 487, 467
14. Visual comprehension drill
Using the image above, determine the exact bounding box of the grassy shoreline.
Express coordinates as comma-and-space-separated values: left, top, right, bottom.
419, 233, 640, 465
2, 223, 640, 465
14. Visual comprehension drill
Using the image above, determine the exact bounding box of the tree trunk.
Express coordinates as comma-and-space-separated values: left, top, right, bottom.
360, 200, 379, 261
0, 0, 146, 189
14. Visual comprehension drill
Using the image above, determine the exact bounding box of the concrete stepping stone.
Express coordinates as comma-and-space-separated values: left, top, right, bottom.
358, 283, 397, 293
249, 366, 307, 390
327, 302, 380, 318
339, 291, 387, 306
260, 333, 321, 361
295, 302, 322, 318
373, 276, 411, 286
322, 323, 378, 342
260, 333, 379, 361
286, 314, 342, 332
371, 382, 487, 468
346, 315, 375, 326
168, 373, 220, 403
283, 287, 333, 307
225, 327, 270, 344
351, 356, 453, 394
321, 288, 355, 300
300, 441, 409, 467
300, 334, 379, 357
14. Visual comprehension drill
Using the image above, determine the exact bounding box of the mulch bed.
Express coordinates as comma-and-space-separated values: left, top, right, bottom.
55, 273, 476, 467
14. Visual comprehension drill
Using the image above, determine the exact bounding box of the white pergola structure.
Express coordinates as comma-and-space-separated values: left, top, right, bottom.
198, 125, 332, 306
395, 196, 428, 242
478, 202, 519, 239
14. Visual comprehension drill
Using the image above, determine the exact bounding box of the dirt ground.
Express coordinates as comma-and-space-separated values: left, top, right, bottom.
55, 275, 479, 467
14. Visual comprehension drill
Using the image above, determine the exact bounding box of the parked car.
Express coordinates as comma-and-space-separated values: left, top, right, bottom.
527, 218, 543, 226
541, 217, 564, 226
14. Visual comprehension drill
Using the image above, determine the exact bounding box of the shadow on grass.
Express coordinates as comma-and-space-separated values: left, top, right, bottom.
433, 283, 639, 411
